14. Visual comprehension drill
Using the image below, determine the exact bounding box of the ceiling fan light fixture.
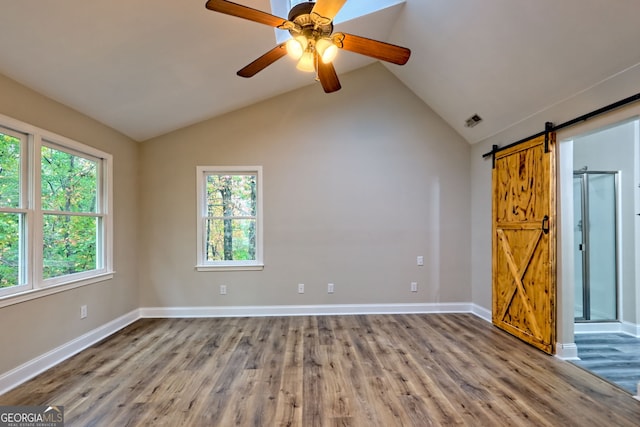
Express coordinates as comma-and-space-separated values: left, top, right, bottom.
296, 50, 316, 72
315, 37, 338, 63
286, 35, 307, 60
206, 0, 411, 92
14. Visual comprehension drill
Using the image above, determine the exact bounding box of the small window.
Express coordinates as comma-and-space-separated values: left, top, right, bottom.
196, 166, 263, 271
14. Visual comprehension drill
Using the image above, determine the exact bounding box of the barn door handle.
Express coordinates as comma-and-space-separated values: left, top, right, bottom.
542, 215, 550, 234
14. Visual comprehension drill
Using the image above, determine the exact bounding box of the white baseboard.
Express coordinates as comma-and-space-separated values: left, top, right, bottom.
139, 302, 477, 318
622, 321, 640, 337
574, 321, 640, 337
555, 342, 579, 360
471, 304, 492, 322
0, 309, 139, 395
1, 302, 491, 396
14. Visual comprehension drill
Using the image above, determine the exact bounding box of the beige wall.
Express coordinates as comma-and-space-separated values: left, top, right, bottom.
139, 64, 471, 308
0, 74, 139, 374
0, 62, 472, 379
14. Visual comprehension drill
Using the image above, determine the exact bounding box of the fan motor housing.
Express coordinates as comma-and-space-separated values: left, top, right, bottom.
288, 2, 333, 38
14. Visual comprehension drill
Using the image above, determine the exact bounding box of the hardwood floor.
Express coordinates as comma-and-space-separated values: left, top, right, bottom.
573, 332, 640, 394
2, 313, 640, 426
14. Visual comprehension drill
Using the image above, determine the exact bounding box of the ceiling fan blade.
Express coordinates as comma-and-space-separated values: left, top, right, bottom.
206, 0, 289, 28
311, 0, 347, 22
317, 59, 341, 93
338, 33, 411, 65
237, 44, 287, 78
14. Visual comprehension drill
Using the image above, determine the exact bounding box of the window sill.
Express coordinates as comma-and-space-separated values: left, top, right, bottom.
195, 264, 264, 272
0, 272, 114, 309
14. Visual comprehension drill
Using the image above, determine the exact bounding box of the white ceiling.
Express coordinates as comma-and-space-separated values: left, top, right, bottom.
1, 0, 639, 143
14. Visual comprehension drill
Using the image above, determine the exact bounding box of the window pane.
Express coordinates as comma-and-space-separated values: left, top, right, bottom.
41, 145, 97, 212
42, 214, 98, 278
0, 212, 23, 288
206, 174, 257, 217
0, 132, 21, 209
206, 218, 256, 261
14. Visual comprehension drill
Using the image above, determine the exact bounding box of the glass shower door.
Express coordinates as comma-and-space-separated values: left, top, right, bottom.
574, 172, 618, 322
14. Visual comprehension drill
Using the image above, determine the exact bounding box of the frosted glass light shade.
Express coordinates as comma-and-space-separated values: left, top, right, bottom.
316, 38, 338, 63
296, 50, 315, 72
286, 36, 307, 60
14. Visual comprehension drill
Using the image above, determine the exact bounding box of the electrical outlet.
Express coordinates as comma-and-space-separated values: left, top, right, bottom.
417, 256, 424, 266
80, 305, 87, 319
219, 285, 227, 295
328, 283, 334, 294
298, 283, 305, 294
411, 282, 418, 292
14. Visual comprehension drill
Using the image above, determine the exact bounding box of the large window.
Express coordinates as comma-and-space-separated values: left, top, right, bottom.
0, 115, 112, 302
196, 166, 263, 270
40, 143, 104, 281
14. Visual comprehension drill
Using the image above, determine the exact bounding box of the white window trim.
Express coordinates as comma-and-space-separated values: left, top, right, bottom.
195, 166, 264, 271
0, 113, 114, 307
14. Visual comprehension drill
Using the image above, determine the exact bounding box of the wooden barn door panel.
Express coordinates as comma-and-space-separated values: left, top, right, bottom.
492, 134, 556, 354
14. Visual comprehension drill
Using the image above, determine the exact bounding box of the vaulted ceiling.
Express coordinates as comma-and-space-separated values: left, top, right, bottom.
1, 0, 639, 143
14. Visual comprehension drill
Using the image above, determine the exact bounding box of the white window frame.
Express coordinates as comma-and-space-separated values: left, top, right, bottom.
196, 166, 263, 271
0, 125, 30, 298
0, 113, 113, 307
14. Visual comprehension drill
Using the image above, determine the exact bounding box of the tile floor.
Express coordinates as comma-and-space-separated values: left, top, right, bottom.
572, 333, 640, 395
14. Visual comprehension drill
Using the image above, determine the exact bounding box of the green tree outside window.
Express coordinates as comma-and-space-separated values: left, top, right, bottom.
205, 173, 257, 261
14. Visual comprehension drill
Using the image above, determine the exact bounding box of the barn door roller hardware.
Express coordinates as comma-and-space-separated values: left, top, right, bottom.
482, 92, 640, 167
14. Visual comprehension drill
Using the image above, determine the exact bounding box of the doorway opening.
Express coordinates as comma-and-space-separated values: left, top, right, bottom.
557, 116, 639, 392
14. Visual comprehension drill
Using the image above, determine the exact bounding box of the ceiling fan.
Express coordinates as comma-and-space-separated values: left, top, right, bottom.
205, 0, 411, 93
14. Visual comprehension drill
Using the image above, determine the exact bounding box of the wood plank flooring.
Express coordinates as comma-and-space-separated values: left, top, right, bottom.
573, 332, 640, 394
1, 313, 640, 426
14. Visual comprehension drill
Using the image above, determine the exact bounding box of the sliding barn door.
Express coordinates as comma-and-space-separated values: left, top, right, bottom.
492, 134, 556, 354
